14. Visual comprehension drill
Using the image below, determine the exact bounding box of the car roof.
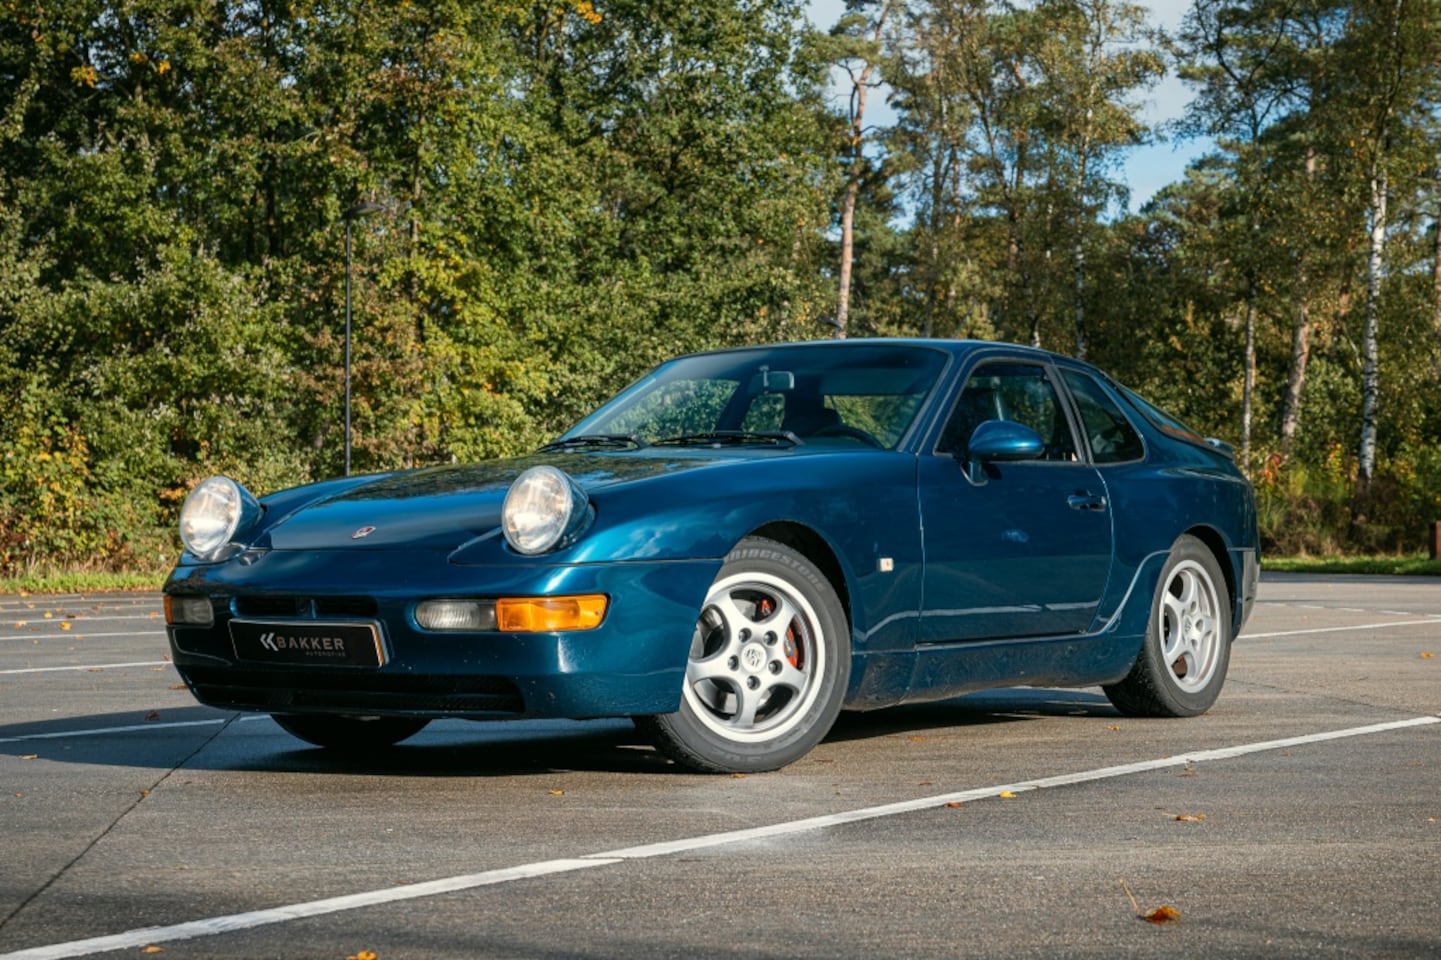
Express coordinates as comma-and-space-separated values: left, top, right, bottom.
677, 338, 1074, 365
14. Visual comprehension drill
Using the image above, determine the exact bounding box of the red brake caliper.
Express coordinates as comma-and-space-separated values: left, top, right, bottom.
757, 596, 801, 667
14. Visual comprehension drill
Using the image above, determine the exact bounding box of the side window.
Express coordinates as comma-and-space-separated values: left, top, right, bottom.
938, 362, 1077, 462
1060, 369, 1144, 464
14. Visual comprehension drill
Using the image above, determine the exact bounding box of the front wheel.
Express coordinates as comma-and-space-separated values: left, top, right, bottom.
271, 714, 429, 751
1104, 534, 1232, 718
638, 537, 850, 773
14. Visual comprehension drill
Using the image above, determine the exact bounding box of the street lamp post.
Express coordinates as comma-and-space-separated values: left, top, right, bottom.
342, 201, 384, 476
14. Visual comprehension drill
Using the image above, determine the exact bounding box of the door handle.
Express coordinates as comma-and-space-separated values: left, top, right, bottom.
1067, 492, 1108, 511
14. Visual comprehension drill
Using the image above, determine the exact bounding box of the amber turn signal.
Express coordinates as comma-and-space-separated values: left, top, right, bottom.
496, 595, 608, 632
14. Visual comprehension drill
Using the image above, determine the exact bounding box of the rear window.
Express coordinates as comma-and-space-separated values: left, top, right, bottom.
1119, 386, 1206, 445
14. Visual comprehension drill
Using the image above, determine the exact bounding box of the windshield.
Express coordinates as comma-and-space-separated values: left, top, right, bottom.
564, 343, 949, 450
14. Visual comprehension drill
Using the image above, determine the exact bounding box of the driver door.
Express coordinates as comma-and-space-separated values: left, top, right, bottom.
918, 360, 1113, 642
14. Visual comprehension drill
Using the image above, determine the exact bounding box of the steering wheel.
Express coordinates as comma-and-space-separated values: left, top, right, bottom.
812, 423, 883, 448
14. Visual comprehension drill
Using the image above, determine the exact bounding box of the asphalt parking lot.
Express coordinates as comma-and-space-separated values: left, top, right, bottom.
1, 574, 1438, 959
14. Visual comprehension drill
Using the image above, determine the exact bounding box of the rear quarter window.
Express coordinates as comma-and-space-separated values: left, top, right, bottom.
1059, 369, 1145, 464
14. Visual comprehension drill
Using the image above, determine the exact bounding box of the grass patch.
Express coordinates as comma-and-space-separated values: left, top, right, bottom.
1263, 555, 1441, 576
0, 570, 166, 596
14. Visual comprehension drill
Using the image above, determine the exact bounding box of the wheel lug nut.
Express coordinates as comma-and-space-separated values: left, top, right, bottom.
728, 656, 739, 670
747, 677, 760, 690
739, 629, 751, 641
765, 631, 777, 645
769, 661, 782, 674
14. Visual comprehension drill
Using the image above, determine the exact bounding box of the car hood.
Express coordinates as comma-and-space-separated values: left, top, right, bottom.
261, 451, 729, 551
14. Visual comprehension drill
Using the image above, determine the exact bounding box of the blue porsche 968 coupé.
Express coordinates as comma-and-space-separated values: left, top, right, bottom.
165, 339, 1259, 772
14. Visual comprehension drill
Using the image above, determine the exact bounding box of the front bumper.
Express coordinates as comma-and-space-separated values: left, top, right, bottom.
165, 549, 721, 720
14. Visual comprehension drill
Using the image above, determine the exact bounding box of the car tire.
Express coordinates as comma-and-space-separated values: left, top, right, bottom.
1104, 534, 1232, 718
638, 537, 850, 773
271, 714, 429, 750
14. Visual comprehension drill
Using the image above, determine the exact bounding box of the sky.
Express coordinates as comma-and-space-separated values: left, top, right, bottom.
805, 0, 1212, 214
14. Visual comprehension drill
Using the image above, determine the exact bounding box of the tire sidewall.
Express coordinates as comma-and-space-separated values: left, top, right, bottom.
1143, 535, 1233, 716
664, 538, 850, 772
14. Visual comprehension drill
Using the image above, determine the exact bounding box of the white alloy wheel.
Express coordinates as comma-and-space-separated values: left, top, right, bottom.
1104, 534, 1232, 718
639, 537, 849, 773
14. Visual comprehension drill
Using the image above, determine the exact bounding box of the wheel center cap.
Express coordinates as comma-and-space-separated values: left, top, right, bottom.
741, 643, 768, 673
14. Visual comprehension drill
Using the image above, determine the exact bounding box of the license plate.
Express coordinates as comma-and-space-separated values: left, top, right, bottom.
229, 619, 386, 668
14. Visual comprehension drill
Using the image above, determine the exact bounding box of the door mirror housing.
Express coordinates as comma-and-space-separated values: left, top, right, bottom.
962, 420, 1044, 485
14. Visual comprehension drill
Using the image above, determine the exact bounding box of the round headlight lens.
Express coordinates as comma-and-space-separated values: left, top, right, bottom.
502, 465, 586, 555
179, 476, 258, 560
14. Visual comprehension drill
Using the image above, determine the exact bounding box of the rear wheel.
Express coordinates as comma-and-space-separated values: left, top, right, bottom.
271, 714, 429, 750
1104, 534, 1231, 718
638, 537, 849, 773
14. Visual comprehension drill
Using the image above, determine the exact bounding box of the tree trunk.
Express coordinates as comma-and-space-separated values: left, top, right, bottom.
1241, 294, 1256, 468
1433, 181, 1441, 371
836, 173, 859, 340
1071, 233, 1086, 360
835, 3, 891, 339
1357, 162, 1388, 487
1280, 146, 1317, 453
1279, 295, 1310, 454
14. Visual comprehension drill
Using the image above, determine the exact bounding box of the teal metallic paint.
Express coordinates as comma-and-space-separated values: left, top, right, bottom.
164, 339, 1258, 744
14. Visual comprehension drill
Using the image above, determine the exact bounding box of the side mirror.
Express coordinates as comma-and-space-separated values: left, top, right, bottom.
963, 420, 1044, 484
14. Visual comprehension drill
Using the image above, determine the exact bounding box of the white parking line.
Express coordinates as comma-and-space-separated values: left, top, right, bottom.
0, 715, 263, 744
0, 629, 169, 643
1244, 618, 1441, 640
0, 718, 223, 743
0, 661, 172, 677
2, 612, 161, 621
3, 715, 1437, 960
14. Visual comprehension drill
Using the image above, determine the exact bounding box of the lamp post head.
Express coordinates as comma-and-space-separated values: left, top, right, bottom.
342, 200, 386, 222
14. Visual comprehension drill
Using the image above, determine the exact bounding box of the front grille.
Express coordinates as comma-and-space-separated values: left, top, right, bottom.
233, 596, 380, 619
181, 666, 524, 715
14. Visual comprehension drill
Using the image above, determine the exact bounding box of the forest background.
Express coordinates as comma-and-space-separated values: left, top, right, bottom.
2, 0, 1441, 580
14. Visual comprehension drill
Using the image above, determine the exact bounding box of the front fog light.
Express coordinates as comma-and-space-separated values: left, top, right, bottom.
416, 600, 497, 631
502, 465, 591, 555
164, 596, 214, 626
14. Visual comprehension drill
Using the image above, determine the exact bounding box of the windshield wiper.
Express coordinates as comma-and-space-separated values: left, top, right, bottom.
538, 433, 648, 452
651, 431, 800, 448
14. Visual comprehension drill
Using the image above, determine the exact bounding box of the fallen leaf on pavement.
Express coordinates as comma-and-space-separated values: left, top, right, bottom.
1421, 652, 1435, 659
144, 711, 161, 721
549, 789, 564, 796
1173, 813, 1206, 823
347, 951, 378, 960
1121, 879, 1182, 925
20, 755, 38, 761
999, 790, 1017, 799
141, 947, 163, 955
944, 801, 964, 809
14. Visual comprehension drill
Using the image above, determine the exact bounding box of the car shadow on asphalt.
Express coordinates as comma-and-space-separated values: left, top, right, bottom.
0, 687, 1119, 776
825, 687, 1118, 743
